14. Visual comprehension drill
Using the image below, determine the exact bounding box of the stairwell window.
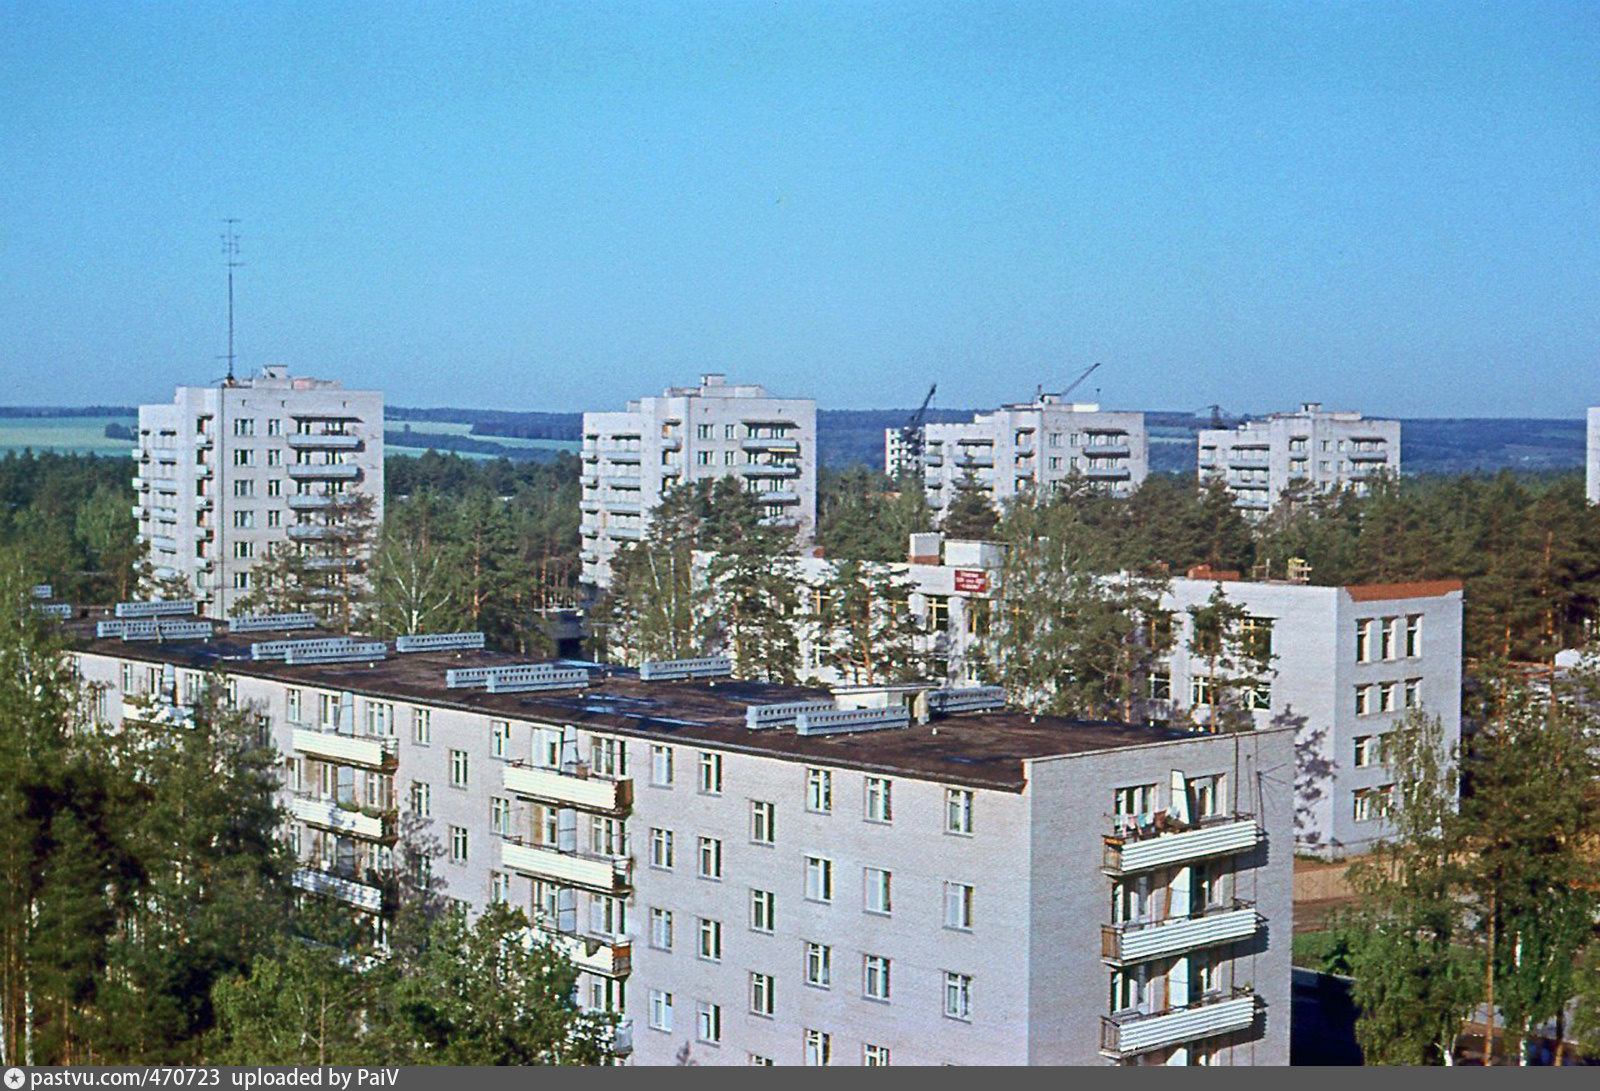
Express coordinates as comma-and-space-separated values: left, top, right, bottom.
751, 800, 776, 845
650, 744, 673, 786
805, 856, 833, 903
1405, 615, 1423, 657
1404, 678, 1422, 709
864, 776, 893, 823
698, 751, 723, 795
749, 972, 775, 1017
805, 942, 832, 988
697, 918, 722, 962
863, 955, 891, 1001
863, 1044, 891, 1066
649, 828, 674, 869
696, 1001, 722, 1045
697, 836, 723, 880
411, 707, 431, 745
945, 788, 974, 835
943, 881, 974, 930
1355, 619, 1373, 663
490, 719, 510, 759
450, 749, 469, 787
806, 767, 832, 813
649, 907, 673, 951
804, 1029, 831, 1066
864, 867, 892, 915
648, 990, 673, 1032
750, 889, 775, 933
943, 972, 973, 1021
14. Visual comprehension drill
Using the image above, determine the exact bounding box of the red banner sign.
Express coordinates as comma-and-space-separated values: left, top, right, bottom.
953, 569, 989, 594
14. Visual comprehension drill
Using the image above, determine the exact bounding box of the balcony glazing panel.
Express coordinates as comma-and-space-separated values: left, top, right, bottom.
504, 764, 631, 813
292, 726, 397, 769
1103, 816, 1262, 874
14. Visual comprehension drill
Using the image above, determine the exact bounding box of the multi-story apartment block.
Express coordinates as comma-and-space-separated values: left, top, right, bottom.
1197, 404, 1400, 516
580, 375, 816, 588
134, 367, 384, 619
782, 536, 1462, 858
1586, 407, 1600, 504
917, 398, 1148, 519
70, 624, 1292, 1066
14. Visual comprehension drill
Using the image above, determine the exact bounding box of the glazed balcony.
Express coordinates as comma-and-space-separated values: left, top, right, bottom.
288, 494, 334, 511
1103, 814, 1262, 875
538, 930, 632, 977
292, 867, 384, 913
1102, 901, 1261, 966
740, 436, 799, 453
289, 795, 396, 843
499, 837, 631, 895
503, 762, 632, 815
288, 433, 362, 450
288, 463, 361, 480
292, 725, 397, 769
1100, 988, 1257, 1059
740, 463, 800, 478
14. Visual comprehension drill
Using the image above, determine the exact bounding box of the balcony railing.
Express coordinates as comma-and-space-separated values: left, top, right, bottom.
288, 494, 334, 510
753, 489, 800, 504
288, 524, 335, 540
292, 867, 385, 913
603, 498, 642, 514
292, 725, 398, 769
740, 437, 799, 452
289, 794, 396, 842
1085, 465, 1131, 480
504, 762, 632, 814
499, 837, 631, 894
287, 463, 361, 480
740, 463, 800, 478
1100, 987, 1257, 1059
287, 433, 362, 450
608, 526, 643, 541
1101, 901, 1261, 965
1103, 814, 1263, 874
537, 929, 632, 977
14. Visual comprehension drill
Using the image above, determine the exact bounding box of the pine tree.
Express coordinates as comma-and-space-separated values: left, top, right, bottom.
940, 467, 999, 540
1184, 584, 1275, 733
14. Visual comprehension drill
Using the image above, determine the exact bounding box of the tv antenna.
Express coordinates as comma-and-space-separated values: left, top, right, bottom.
221, 219, 242, 381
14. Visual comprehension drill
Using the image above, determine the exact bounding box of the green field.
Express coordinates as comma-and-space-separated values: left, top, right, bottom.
0, 415, 137, 458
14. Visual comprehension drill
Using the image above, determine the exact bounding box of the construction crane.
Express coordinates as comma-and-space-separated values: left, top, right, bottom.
895, 383, 937, 478
1057, 361, 1101, 401
1196, 404, 1233, 429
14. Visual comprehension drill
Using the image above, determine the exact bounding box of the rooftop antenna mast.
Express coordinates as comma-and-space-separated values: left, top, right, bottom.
222, 219, 242, 381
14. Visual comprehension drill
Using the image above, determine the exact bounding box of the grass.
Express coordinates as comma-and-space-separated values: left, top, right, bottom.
1293, 930, 1352, 974
0, 415, 136, 457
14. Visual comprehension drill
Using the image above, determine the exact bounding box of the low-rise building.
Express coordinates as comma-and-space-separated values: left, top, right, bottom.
70, 622, 1291, 1066
1197, 404, 1399, 515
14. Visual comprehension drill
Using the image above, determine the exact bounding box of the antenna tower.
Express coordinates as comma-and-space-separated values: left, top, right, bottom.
222, 219, 241, 381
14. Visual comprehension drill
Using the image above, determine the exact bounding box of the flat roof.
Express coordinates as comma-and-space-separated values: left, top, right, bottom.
65, 620, 1233, 792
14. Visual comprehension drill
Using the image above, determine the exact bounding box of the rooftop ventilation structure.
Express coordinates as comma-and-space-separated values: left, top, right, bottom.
35, 603, 72, 620
639, 655, 733, 682
396, 632, 486, 653
486, 666, 590, 693
102, 618, 214, 642
928, 686, 1008, 715
795, 706, 911, 736
744, 700, 837, 730
31, 584, 52, 599
284, 641, 388, 665
230, 612, 319, 633
114, 599, 198, 619
252, 637, 357, 661
445, 663, 542, 689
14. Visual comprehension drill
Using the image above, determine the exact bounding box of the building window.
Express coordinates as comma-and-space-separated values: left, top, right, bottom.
750, 799, 776, 845
489, 796, 510, 835
927, 595, 950, 629
698, 751, 723, 795
1355, 619, 1372, 663
1380, 617, 1398, 660
1113, 783, 1157, 827
1354, 736, 1380, 768
749, 972, 775, 1017
804, 855, 833, 902
945, 788, 974, 835
232, 418, 255, 437
864, 867, 892, 915
750, 888, 775, 933
1405, 614, 1422, 657
1378, 681, 1397, 712
650, 828, 674, 869
864, 776, 893, 823
449, 826, 468, 864
863, 955, 891, 1001
1404, 677, 1421, 709
697, 917, 722, 962
232, 509, 255, 528
805, 767, 832, 813
650, 744, 673, 786
1354, 786, 1394, 822
944, 881, 974, 930
411, 707, 431, 745
590, 816, 625, 857
449, 749, 469, 787
943, 972, 973, 1021
698, 836, 723, 880
649, 908, 673, 951
696, 1002, 721, 1045
489, 870, 510, 904
648, 990, 673, 1032
409, 781, 431, 817
748, 1055, 773, 1066
490, 719, 510, 759
1355, 685, 1372, 716
591, 737, 627, 777
863, 1044, 891, 1066
804, 942, 832, 988
590, 894, 626, 939
804, 1029, 831, 1066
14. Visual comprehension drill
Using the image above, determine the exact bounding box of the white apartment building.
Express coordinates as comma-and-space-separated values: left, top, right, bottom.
71, 623, 1292, 1066
581, 375, 816, 588
1586, 407, 1600, 504
1197, 404, 1400, 516
916, 398, 1148, 519
134, 367, 384, 619
782, 537, 1462, 858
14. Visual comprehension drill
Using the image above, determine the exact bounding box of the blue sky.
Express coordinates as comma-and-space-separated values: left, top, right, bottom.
1, 2, 1595, 415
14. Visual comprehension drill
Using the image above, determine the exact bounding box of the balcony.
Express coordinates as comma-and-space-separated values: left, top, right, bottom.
154, 449, 178, 464
292, 725, 398, 769
608, 526, 643, 541
499, 838, 631, 895
604, 498, 642, 515
196, 496, 213, 511
1085, 465, 1132, 481
504, 763, 632, 814
660, 436, 682, 451
121, 699, 193, 728
194, 433, 213, 449
292, 867, 384, 913
606, 451, 641, 464
305, 556, 359, 570
288, 494, 333, 511
753, 489, 799, 504
1086, 443, 1130, 458
288, 463, 361, 480
288, 433, 362, 450
1228, 457, 1269, 470
1101, 988, 1258, 1059
740, 436, 799, 453
1102, 901, 1262, 966
288, 524, 335, 541
581, 475, 599, 489
1349, 450, 1389, 463
195, 464, 212, 479
133, 478, 149, 492
153, 479, 179, 494
132, 505, 148, 520
289, 795, 396, 842
539, 930, 632, 977
955, 455, 994, 469
1103, 815, 1262, 875
740, 462, 800, 478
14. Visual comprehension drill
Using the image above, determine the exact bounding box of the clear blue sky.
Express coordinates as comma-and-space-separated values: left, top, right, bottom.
1, 2, 1595, 416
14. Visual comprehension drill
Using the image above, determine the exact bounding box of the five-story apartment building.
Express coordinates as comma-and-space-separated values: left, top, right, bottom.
1197, 404, 1399, 516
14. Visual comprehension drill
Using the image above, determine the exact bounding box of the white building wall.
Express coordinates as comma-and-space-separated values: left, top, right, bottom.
1197, 404, 1399, 516
580, 375, 817, 588
1586, 407, 1600, 505
134, 367, 384, 619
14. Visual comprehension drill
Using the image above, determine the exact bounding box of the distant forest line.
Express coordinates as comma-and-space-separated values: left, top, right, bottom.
1, 404, 1589, 475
